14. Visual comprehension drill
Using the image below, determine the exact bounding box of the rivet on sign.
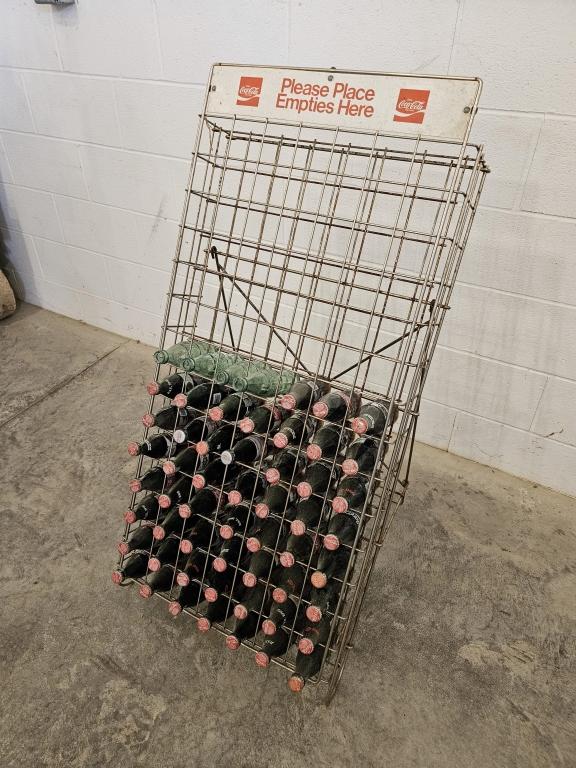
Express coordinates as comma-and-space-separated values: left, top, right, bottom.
463, 106, 471, 113
328, 75, 334, 81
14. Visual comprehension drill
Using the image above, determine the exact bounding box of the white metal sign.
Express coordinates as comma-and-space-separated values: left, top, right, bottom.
207, 65, 481, 143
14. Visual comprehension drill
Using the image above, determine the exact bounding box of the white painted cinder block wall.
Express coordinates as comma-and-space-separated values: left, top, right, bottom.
0, 0, 574, 497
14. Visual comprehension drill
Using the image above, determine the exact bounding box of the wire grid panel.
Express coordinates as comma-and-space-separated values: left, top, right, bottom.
117, 65, 488, 699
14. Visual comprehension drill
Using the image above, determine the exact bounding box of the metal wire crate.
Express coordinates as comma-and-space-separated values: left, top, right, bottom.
115, 65, 489, 702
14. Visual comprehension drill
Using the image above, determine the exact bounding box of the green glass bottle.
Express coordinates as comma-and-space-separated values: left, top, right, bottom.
184, 350, 237, 377
233, 367, 298, 397
153, 340, 207, 366
214, 358, 257, 386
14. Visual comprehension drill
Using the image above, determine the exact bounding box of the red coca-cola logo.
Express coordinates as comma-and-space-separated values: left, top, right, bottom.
393, 88, 430, 124
236, 76, 263, 107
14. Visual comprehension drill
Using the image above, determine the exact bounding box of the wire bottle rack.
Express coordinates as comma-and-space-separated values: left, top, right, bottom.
115, 65, 489, 702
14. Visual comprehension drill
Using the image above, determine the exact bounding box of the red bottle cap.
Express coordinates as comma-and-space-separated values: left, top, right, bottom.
146, 381, 160, 396
168, 601, 182, 616
178, 503, 192, 519
152, 525, 166, 541
172, 393, 187, 408
306, 444, 322, 461
261, 619, 276, 636
192, 474, 206, 490
129, 479, 142, 493
272, 587, 287, 604
139, 584, 153, 599
117, 541, 129, 556
197, 617, 211, 633
298, 637, 314, 655
312, 401, 328, 419
323, 534, 340, 551
242, 572, 257, 588
310, 570, 328, 589
176, 572, 189, 587
272, 432, 288, 449
280, 393, 297, 411
226, 635, 240, 651
195, 441, 209, 456
254, 503, 269, 519
234, 604, 248, 620
296, 481, 312, 499
290, 519, 306, 536
127, 441, 140, 457
124, 510, 137, 524
219, 524, 234, 540
306, 605, 322, 622
228, 489, 242, 506
148, 556, 161, 572
246, 536, 261, 553
180, 539, 193, 554
279, 551, 295, 568
204, 587, 218, 603
265, 467, 280, 485
208, 406, 223, 422
158, 494, 172, 509
332, 496, 348, 514
212, 557, 227, 573
142, 413, 155, 428
255, 651, 271, 668
163, 460, 177, 476
341, 458, 358, 475
111, 570, 123, 585
351, 416, 368, 435
239, 417, 254, 434
288, 675, 305, 693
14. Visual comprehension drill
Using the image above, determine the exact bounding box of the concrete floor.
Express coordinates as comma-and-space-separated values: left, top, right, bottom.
0, 303, 575, 768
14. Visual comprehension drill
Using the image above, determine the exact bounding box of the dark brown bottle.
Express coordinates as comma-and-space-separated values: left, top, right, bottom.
233, 581, 269, 620
280, 379, 331, 412
323, 510, 360, 551
177, 486, 220, 520
311, 545, 352, 589
212, 535, 244, 574
279, 530, 320, 568
194, 422, 236, 457
219, 504, 252, 540
139, 564, 175, 598
272, 563, 305, 604
306, 580, 342, 622
227, 469, 265, 506
111, 552, 149, 584
296, 461, 337, 500
342, 436, 378, 476
225, 611, 261, 650
254, 485, 293, 519
162, 445, 206, 477
148, 535, 181, 571
168, 580, 205, 616
306, 423, 347, 461
157, 474, 193, 509
272, 413, 314, 449
242, 548, 275, 588
142, 404, 194, 430
312, 389, 360, 422
172, 381, 229, 410
246, 516, 284, 553
173, 416, 216, 445
203, 561, 238, 603
147, 372, 195, 398
197, 593, 235, 632
261, 597, 298, 636
332, 476, 367, 514
351, 398, 398, 436
264, 447, 305, 485
127, 433, 178, 459
124, 493, 160, 524
290, 497, 324, 536
179, 507, 222, 554
220, 435, 265, 467
129, 466, 172, 494
255, 627, 292, 667
288, 645, 324, 692
117, 523, 155, 556
152, 507, 187, 541
208, 392, 256, 423
239, 402, 284, 435
191, 457, 240, 491
175, 548, 212, 587
297, 615, 332, 655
